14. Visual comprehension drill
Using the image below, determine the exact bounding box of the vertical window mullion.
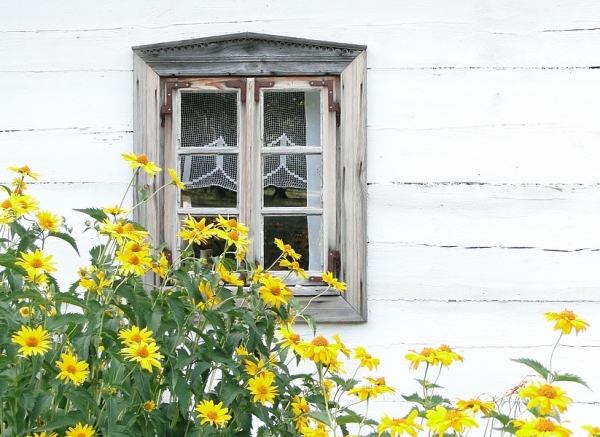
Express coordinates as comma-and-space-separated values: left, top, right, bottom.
243, 78, 263, 264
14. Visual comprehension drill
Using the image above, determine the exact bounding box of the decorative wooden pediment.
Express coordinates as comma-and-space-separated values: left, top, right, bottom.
132, 32, 366, 77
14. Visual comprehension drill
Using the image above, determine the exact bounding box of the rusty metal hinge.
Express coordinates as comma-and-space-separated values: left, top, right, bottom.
328, 250, 340, 278
309, 79, 340, 126
308, 250, 341, 283
255, 80, 275, 101
160, 80, 191, 126
225, 79, 247, 102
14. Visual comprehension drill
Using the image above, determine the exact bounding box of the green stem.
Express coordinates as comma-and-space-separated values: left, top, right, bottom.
548, 332, 563, 382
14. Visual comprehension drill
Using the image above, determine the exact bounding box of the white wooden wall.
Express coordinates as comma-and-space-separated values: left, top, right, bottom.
1, 1, 599, 432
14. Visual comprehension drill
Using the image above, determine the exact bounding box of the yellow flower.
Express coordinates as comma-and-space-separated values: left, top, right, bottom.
354, 346, 380, 370
195, 281, 221, 310
332, 334, 351, 358
235, 345, 249, 356
168, 168, 185, 189
0, 209, 15, 227
8, 164, 39, 181
292, 395, 311, 416
321, 379, 335, 401
244, 357, 274, 379
301, 422, 330, 437
65, 423, 95, 437
436, 344, 464, 366
19, 306, 33, 317
11, 176, 27, 194
30, 432, 58, 437
101, 205, 129, 216
100, 219, 148, 244
582, 425, 600, 437
195, 399, 232, 427
274, 238, 301, 260
321, 271, 346, 292
36, 210, 62, 232
298, 335, 340, 366
151, 252, 170, 278
518, 381, 572, 415
79, 270, 113, 295
405, 347, 440, 370
15, 249, 57, 278
214, 228, 251, 251
15, 194, 40, 215
143, 400, 156, 412
348, 376, 395, 400
56, 352, 90, 385
178, 216, 216, 245
216, 263, 244, 287
279, 259, 308, 279
365, 376, 396, 392
456, 398, 495, 416
544, 310, 589, 335
116, 248, 153, 276
377, 410, 423, 437
247, 374, 278, 405
119, 326, 155, 345
12, 325, 52, 356
426, 405, 479, 436
122, 152, 161, 177
515, 417, 572, 437
277, 324, 302, 353
216, 215, 249, 236
121, 341, 163, 372
258, 276, 293, 308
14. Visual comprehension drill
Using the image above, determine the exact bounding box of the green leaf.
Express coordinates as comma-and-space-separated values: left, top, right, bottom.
53, 293, 86, 309
74, 207, 109, 223
336, 412, 365, 425
0, 254, 27, 276
306, 411, 330, 425
488, 412, 514, 426
38, 411, 88, 431
552, 372, 590, 389
65, 388, 98, 415
415, 378, 444, 389
46, 313, 88, 331
166, 296, 187, 331
510, 358, 549, 379
48, 231, 79, 255
220, 380, 246, 406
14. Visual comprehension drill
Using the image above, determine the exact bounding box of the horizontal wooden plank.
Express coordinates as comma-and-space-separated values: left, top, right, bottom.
0, 71, 132, 130
2, 1, 600, 68
366, 243, 600, 302
367, 125, 600, 184
368, 184, 600, 249
0, 129, 132, 183
368, 68, 600, 131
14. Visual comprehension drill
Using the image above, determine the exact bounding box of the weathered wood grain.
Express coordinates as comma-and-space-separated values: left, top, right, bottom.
368, 184, 600, 249
367, 243, 600, 302
368, 126, 600, 184
0, 71, 132, 130
0, 130, 131, 183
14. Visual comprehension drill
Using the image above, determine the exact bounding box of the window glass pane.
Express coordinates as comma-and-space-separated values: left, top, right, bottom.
179, 155, 237, 208
262, 154, 322, 208
181, 92, 238, 148
263, 215, 322, 271
263, 90, 321, 147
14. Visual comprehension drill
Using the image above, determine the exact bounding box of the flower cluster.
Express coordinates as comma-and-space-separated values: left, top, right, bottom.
1, 157, 596, 437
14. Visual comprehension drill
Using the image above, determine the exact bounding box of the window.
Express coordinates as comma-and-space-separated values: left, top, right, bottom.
132, 33, 367, 322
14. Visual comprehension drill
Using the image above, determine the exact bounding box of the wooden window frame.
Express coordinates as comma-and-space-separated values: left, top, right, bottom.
132, 33, 367, 322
